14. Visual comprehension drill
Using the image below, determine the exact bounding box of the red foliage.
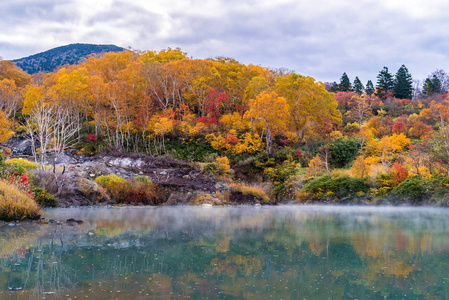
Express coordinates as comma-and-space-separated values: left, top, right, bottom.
86, 134, 97, 142
198, 88, 230, 126
391, 161, 408, 184
225, 133, 238, 146
9, 172, 33, 198
392, 121, 406, 134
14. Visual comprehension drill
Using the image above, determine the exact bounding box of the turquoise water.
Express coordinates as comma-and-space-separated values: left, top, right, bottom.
1, 205, 449, 299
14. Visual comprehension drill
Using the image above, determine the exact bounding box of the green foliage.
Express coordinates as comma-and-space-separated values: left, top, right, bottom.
30, 186, 59, 207
376, 67, 394, 97
329, 137, 360, 168
339, 72, 352, 92
202, 162, 219, 176
391, 177, 426, 202
166, 140, 217, 161
302, 175, 370, 199
393, 64, 413, 99
423, 75, 442, 96
376, 172, 396, 190
365, 80, 375, 96
353, 76, 364, 94
264, 157, 301, 200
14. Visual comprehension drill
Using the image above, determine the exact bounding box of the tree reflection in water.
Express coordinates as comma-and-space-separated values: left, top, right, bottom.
0, 206, 449, 299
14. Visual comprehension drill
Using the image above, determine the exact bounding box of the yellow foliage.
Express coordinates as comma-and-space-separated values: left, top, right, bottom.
207, 133, 225, 151
215, 156, 231, 176
234, 132, 263, 154
408, 166, 432, 180
377, 108, 387, 116
305, 154, 324, 179
364, 156, 381, 165
4, 158, 38, 170
22, 85, 44, 116
153, 117, 173, 136
0, 110, 13, 144
207, 131, 263, 154
220, 112, 250, 132
390, 133, 410, 151
121, 121, 138, 135
330, 130, 343, 140
351, 156, 370, 178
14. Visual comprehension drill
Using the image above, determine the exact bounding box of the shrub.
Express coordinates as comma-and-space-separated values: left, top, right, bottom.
125, 176, 159, 205
94, 174, 159, 205
202, 162, 219, 176
376, 172, 396, 190
30, 186, 59, 207
202, 156, 232, 177
94, 174, 128, 200
4, 158, 38, 170
0, 180, 41, 221
302, 175, 370, 200
328, 137, 361, 168
391, 177, 426, 202
265, 157, 301, 200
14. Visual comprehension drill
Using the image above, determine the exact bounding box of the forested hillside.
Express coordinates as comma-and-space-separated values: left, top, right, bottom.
11, 44, 124, 74
1, 48, 449, 205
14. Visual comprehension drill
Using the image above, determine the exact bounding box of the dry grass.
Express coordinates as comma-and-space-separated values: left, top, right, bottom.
95, 174, 159, 204
0, 180, 41, 221
230, 182, 271, 203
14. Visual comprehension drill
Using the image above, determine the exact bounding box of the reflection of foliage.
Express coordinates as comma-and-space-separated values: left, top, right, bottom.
2, 207, 449, 299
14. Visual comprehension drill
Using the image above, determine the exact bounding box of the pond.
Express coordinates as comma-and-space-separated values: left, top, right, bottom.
1, 205, 449, 299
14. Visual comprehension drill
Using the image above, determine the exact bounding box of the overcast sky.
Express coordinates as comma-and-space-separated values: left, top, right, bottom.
2, 0, 449, 83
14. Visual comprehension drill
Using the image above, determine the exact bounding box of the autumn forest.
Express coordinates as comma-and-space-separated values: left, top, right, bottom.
1, 47, 449, 208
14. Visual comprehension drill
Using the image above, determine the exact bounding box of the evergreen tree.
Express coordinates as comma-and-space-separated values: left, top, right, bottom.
393, 64, 413, 99
376, 67, 394, 97
353, 76, 364, 94
339, 72, 352, 92
365, 80, 375, 95
423, 75, 442, 96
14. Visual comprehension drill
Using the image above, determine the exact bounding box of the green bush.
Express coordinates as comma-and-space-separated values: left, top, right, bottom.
31, 186, 59, 207
264, 158, 300, 200
165, 140, 217, 161
391, 177, 426, 202
302, 175, 370, 199
376, 172, 396, 190
202, 162, 219, 176
328, 137, 360, 168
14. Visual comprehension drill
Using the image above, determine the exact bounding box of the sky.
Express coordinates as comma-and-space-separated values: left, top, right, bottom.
2, 0, 449, 84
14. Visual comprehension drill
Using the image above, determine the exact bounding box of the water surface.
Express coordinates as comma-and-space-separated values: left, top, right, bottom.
1, 205, 449, 299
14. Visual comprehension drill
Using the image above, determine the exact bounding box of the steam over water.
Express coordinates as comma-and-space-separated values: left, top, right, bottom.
1, 205, 449, 299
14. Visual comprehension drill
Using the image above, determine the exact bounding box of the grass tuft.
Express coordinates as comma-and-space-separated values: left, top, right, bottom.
0, 180, 41, 221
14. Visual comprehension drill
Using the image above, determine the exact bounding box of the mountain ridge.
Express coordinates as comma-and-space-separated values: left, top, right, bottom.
11, 43, 125, 74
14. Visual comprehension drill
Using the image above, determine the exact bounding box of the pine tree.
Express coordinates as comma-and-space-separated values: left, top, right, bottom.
423, 75, 442, 96
365, 80, 375, 95
339, 72, 352, 92
353, 76, 364, 94
376, 67, 394, 97
393, 64, 413, 99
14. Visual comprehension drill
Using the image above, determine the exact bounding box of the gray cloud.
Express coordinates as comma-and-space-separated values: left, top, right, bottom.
1, 0, 449, 83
